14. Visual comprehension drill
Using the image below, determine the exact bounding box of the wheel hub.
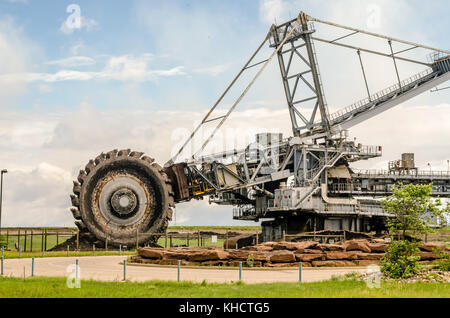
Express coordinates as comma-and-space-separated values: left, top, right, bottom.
96, 175, 150, 226
110, 188, 137, 216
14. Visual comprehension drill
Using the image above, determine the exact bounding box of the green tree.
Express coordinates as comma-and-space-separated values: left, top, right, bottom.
381, 183, 448, 239
380, 183, 448, 279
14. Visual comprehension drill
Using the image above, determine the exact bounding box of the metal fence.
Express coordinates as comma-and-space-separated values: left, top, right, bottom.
0, 228, 77, 252
0, 227, 250, 252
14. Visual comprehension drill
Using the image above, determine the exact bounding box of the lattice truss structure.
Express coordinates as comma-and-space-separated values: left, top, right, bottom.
166, 12, 449, 202
169, 12, 449, 166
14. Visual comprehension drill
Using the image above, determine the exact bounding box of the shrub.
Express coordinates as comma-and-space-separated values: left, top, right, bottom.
381, 240, 420, 279
246, 254, 254, 268
433, 248, 450, 271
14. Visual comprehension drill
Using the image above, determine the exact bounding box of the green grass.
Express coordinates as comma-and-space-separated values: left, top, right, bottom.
2, 234, 71, 251
0, 276, 448, 298
2, 250, 135, 259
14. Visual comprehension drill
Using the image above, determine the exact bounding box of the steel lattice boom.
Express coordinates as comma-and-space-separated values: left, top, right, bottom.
71, 12, 450, 246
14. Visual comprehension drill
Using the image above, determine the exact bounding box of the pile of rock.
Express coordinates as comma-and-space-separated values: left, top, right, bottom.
359, 268, 450, 283
130, 239, 447, 268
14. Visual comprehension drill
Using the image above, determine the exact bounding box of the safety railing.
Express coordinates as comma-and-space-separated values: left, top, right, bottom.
352, 169, 450, 178
329, 68, 435, 122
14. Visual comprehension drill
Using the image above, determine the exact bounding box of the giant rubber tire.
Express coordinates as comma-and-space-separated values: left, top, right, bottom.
70, 149, 174, 247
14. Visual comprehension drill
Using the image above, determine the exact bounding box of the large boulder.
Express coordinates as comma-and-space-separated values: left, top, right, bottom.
318, 244, 345, 252
242, 245, 273, 252
416, 251, 439, 261
163, 250, 192, 260
228, 250, 270, 262
303, 249, 324, 254
311, 260, 356, 267
325, 251, 360, 260
294, 253, 325, 262
272, 241, 319, 251
343, 239, 371, 253
187, 249, 230, 262
357, 253, 384, 260
419, 243, 448, 253
138, 247, 165, 259
264, 263, 299, 268
367, 243, 387, 253
355, 260, 381, 266
200, 260, 230, 267
269, 251, 296, 263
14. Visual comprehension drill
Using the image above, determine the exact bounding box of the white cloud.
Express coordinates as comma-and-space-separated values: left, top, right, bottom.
45, 56, 95, 67
1, 1, 448, 228
194, 63, 231, 76
0, 17, 39, 103
60, 16, 99, 35
70, 42, 84, 55
259, 0, 287, 25
1, 101, 449, 227
0, 54, 186, 83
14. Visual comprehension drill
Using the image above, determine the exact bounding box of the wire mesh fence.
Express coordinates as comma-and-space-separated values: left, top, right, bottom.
0, 228, 253, 254
0, 228, 76, 252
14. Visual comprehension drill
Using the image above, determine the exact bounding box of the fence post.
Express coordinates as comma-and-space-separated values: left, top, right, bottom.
170, 235, 173, 248
93, 244, 95, 256
123, 260, 126, 281
32, 258, 34, 277
56, 231, 59, 247
30, 230, 33, 252
17, 229, 21, 250
42, 245, 45, 257
44, 229, 47, 252
119, 244, 122, 256
1, 246, 3, 276
282, 230, 286, 242
226, 231, 229, 250
6, 229, 8, 248
299, 262, 302, 282
343, 231, 346, 242
239, 261, 242, 281
40, 230, 44, 252
76, 230, 79, 251
165, 230, 168, 248
24, 230, 27, 252
136, 229, 139, 250
187, 233, 189, 247
198, 231, 201, 247
19, 246, 21, 258
177, 260, 181, 282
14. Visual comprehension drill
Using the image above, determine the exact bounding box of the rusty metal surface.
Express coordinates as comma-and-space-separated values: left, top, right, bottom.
164, 163, 190, 201
70, 149, 174, 247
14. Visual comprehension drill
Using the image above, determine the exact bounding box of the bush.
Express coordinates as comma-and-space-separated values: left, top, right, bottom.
433, 248, 450, 271
246, 254, 254, 268
381, 240, 420, 279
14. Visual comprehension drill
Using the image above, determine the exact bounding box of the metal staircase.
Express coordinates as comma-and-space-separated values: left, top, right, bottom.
328, 56, 450, 131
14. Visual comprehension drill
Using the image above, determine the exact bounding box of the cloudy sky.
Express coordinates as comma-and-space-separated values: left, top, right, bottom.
0, 0, 449, 227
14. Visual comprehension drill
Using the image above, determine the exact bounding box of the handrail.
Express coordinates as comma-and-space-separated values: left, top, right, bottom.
352, 169, 450, 178
329, 68, 435, 122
